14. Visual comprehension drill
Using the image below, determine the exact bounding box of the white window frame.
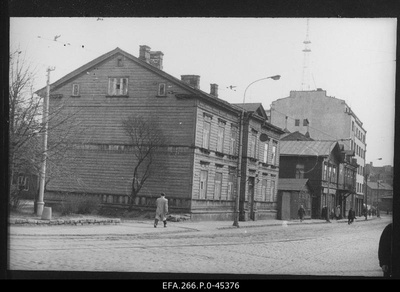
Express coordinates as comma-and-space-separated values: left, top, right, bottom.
227, 173, 235, 200
108, 77, 128, 96
200, 170, 208, 199
270, 179, 276, 202
271, 144, 277, 165
263, 143, 269, 163
202, 121, 211, 149
262, 179, 268, 201
214, 172, 223, 200
250, 134, 257, 158
230, 126, 238, 155
217, 125, 225, 153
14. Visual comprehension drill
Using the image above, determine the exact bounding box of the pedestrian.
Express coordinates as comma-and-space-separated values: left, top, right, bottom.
347, 207, 355, 225
154, 192, 168, 228
335, 205, 341, 220
378, 222, 392, 278
321, 206, 330, 223
298, 205, 305, 222
363, 206, 368, 220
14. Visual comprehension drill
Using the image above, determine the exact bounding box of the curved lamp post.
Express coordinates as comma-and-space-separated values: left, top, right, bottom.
233, 75, 281, 227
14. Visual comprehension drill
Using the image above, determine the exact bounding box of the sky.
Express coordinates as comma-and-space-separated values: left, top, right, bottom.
9, 17, 397, 167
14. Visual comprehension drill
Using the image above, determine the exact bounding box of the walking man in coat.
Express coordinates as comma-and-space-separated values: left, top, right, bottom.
154, 193, 168, 228
298, 205, 305, 222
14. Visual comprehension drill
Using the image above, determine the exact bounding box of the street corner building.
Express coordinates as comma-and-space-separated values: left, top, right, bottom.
35, 46, 285, 221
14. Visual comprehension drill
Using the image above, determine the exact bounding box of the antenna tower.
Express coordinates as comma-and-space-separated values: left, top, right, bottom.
301, 19, 312, 91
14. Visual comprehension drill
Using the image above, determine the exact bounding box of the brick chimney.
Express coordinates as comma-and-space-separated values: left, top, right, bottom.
149, 51, 164, 70
139, 45, 151, 63
181, 75, 200, 90
210, 83, 218, 97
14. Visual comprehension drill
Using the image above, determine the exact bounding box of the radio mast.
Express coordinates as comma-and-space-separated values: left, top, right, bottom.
301, 19, 312, 91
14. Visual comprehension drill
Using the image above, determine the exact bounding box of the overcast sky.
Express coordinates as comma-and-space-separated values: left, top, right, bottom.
10, 17, 396, 167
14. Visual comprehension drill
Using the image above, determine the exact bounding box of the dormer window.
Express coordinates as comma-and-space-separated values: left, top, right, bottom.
72, 84, 80, 96
158, 83, 166, 96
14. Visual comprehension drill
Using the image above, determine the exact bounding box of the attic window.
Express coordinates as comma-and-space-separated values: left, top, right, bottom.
117, 58, 123, 67
158, 83, 166, 96
72, 84, 80, 96
108, 77, 128, 96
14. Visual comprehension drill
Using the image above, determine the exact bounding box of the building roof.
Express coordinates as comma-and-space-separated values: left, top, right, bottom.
280, 140, 338, 157
232, 103, 267, 119
281, 131, 314, 141
35, 47, 243, 116
367, 181, 393, 191
232, 102, 285, 134
278, 178, 311, 191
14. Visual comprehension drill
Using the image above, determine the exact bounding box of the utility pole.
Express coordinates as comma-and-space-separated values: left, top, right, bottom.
36, 66, 55, 216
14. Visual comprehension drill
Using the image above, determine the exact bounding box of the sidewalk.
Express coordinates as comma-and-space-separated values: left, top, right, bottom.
8, 212, 382, 238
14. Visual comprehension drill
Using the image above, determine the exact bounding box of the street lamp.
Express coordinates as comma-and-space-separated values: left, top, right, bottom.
233, 75, 281, 227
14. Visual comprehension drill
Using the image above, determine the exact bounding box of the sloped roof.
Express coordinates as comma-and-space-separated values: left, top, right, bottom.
232, 103, 267, 119
34, 47, 242, 115
278, 178, 311, 191
280, 140, 338, 157
281, 131, 314, 141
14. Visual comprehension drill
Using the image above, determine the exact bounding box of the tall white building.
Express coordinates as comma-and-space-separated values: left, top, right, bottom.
270, 89, 367, 206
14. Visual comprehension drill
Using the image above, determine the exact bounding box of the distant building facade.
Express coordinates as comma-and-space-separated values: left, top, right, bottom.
366, 181, 393, 213
270, 89, 366, 211
365, 162, 393, 186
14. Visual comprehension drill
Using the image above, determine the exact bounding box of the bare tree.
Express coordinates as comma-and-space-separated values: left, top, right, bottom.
122, 116, 166, 210
8, 49, 42, 206
9, 49, 85, 210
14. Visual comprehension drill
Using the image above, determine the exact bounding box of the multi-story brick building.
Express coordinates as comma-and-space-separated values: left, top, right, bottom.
269, 89, 366, 212
35, 46, 284, 221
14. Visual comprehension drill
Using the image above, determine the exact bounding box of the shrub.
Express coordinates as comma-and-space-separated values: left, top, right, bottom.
57, 195, 101, 216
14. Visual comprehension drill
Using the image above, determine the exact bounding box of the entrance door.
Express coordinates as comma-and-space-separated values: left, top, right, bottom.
248, 177, 255, 220
281, 191, 291, 220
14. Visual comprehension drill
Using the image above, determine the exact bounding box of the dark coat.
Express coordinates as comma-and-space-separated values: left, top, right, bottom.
348, 209, 355, 219
298, 207, 305, 218
378, 223, 392, 270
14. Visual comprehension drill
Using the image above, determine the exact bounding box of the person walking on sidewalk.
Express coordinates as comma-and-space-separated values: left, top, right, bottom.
321, 206, 330, 223
154, 193, 168, 228
335, 205, 341, 220
347, 207, 355, 225
298, 205, 305, 222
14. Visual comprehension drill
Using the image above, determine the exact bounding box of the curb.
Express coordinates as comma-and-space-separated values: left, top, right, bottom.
9, 218, 121, 226
216, 217, 378, 230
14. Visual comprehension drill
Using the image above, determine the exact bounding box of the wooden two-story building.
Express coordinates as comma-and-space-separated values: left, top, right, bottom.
35, 46, 285, 221
279, 140, 358, 219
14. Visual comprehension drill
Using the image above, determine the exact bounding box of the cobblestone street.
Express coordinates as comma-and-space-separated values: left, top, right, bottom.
8, 216, 390, 278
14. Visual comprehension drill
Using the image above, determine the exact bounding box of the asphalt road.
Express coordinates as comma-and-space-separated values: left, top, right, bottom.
8, 215, 391, 278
